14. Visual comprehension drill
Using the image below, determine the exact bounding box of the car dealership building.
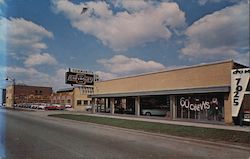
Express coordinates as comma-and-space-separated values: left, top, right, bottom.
90, 60, 250, 125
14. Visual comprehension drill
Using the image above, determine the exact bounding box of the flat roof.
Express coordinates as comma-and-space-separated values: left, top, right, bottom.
97, 59, 238, 83
89, 85, 230, 98
8, 84, 52, 89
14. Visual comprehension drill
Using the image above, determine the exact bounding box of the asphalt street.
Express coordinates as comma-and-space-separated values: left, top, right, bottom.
0, 109, 249, 159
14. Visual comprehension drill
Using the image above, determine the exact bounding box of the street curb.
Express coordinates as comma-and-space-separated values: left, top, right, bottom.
65, 112, 250, 132
48, 115, 250, 151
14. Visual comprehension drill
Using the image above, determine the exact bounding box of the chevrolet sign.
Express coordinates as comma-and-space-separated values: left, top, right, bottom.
65, 72, 94, 85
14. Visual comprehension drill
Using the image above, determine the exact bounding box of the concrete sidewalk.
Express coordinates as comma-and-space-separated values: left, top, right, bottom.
78, 112, 250, 132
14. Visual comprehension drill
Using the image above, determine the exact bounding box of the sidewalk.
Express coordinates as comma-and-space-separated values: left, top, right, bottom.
74, 112, 250, 132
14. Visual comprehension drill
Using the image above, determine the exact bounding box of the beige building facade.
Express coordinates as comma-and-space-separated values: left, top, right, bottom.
91, 60, 250, 125
51, 86, 93, 111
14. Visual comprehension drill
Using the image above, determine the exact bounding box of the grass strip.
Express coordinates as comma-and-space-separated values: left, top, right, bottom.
49, 114, 250, 146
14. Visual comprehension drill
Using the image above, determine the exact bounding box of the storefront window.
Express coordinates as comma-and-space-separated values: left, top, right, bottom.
176, 94, 224, 122
140, 95, 170, 117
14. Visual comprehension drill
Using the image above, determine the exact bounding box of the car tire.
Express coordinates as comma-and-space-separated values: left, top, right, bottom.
145, 112, 151, 116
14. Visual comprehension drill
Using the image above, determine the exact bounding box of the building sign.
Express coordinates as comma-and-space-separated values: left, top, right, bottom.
65, 69, 95, 86
176, 95, 224, 121
231, 68, 250, 117
179, 97, 210, 111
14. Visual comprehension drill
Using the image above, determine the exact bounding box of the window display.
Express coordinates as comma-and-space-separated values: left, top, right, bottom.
176, 94, 224, 121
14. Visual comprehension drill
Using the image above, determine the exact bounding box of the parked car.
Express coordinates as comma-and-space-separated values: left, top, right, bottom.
45, 104, 58, 110
86, 105, 93, 111
31, 104, 39, 109
65, 104, 72, 108
243, 109, 250, 125
141, 108, 167, 116
56, 104, 65, 110
38, 103, 47, 110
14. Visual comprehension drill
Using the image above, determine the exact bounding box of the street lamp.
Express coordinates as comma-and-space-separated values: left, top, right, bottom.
6, 76, 16, 107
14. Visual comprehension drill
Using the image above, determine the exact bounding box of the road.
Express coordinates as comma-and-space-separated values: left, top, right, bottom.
0, 109, 249, 159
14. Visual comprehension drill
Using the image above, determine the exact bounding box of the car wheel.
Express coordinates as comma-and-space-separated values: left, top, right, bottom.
145, 112, 151, 116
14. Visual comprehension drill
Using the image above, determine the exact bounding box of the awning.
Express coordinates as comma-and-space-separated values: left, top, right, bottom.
89, 85, 230, 98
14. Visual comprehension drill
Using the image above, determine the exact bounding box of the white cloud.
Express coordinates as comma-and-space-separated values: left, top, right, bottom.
119, 0, 152, 12
181, 3, 249, 62
24, 53, 57, 67
0, 17, 53, 58
52, 68, 69, 90
97, 55, 165, 75
234, 52, 250, 66
52, 0, 186, 51
4, 66, 69, 90
95, 71, 118, 81
0, 0, 4, 5
6, 66, 51, 85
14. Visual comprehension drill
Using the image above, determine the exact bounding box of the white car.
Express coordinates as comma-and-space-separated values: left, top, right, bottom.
141, 109, 167, 116
38, 104, 47, 110
65, 104, 72, 108
86, 105, 92, 111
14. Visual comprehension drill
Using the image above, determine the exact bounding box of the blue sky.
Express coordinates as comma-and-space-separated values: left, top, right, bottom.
0, 0, 249, 92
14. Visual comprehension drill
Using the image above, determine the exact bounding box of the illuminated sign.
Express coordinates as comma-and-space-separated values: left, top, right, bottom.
231, 68, 250, 117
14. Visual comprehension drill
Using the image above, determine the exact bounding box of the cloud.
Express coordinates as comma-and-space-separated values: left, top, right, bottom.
6, 66, 50, 85
4, 66, 69, 90
0, 17, 53, 58
24, 53, 57, 67
97, 55, 165, 76
52, 0, 186, 51
95, 71, 118, 81
119, 0, 152, 12
0, 0, 4, 5
180, 3, 249, 62
234, 52, 250, 66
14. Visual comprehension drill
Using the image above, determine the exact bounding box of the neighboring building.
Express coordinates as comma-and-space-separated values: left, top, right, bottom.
51, 86, 94, 111
90, 60, 250, 125
51, 88, 74, 107
5, 84, 52, 107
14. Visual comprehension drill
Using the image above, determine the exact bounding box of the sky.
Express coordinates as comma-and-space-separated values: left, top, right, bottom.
0, 0, 249, 94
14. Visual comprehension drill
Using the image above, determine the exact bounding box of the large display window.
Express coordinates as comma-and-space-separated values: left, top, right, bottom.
176, 94, 224, 122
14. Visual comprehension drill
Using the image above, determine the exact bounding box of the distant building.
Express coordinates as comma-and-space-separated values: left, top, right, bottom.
51, 86, 94, 111
5, 84, 52, 107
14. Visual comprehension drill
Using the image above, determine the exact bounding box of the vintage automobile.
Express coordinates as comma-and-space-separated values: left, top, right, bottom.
243, 109, 250, 125
141, 108, 167, 116
45, 104, 64, 110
